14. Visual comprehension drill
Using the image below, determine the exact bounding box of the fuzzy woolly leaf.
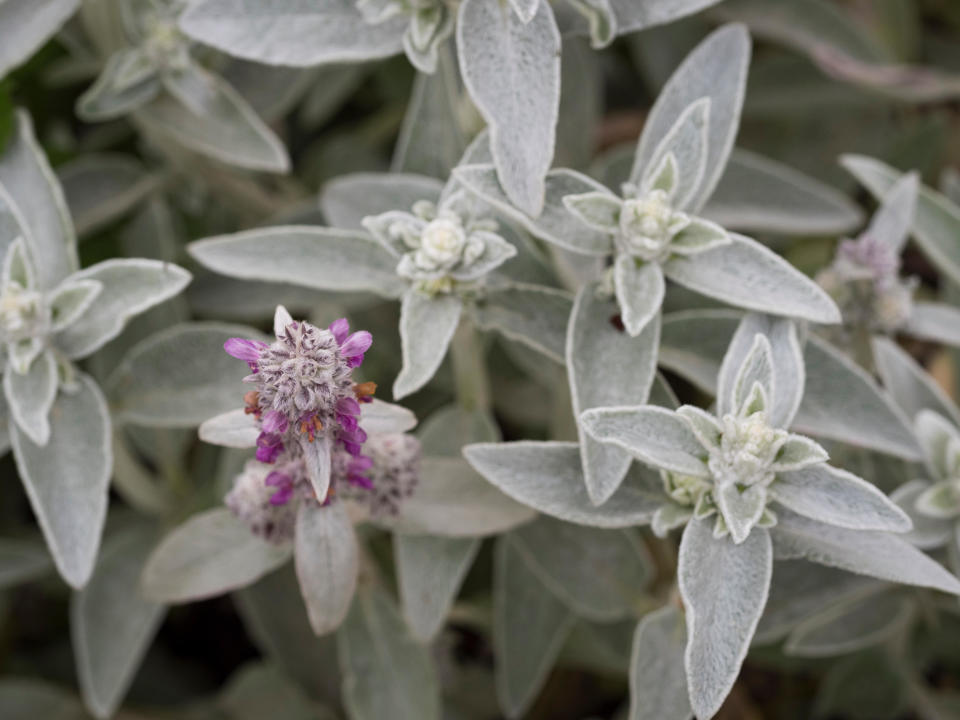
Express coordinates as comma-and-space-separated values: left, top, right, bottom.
395, 534, 480, 642
337, 584, 441, 720
890, 481, 954, 550
904, 302, 960, 349
199, 409, 259, 449
0, 111, 78, 288
678, 520, 772, 720
54, 259, 192, 360
359, 400, 418, 435
464, 442, 665, 528
107, 323, 262, 428
180, 0, 407, 67
580, 406, 708, 478
138, 63, 290, 173
703, 149, 863, 235
142, 508, 291, 603
872, 336, 960, 427
190, 227, 406, 298
662, 233, 841, 325
784, 591, 912, 658
631, 24, 751, 213
71, 526, 166, 720
716, 313, 804, 428
794, 335, 922, 460
771, 464, 911, 533
568, 286, 660, 504
510, 517, 653, 622
457, 0, 560, 215
771, 510, 960, 595
495, 537, 575, 718
866, 172, 919, 254
843, 155, 960, 285
394, 290, 463, 399
0, 0, 81, 78
3, 350, 58, 446
320, 173, 444, 230
474, 282, 572, 363
614, 258, 665, 337
629, 605, 692, 720
10, 373, 110, 589
455, 164, 614, 255
295, 502, 358, 636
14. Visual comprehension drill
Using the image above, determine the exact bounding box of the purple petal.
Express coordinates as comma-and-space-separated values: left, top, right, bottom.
340, 330, 372, 359
329, 318, 350, 344
261, 410, 288, 434
337, 396, 361, 416
269, 486, 294, 505
347, 354, 365, 369
255, 432, 284, 463
348, 474, 374, 489
265, 471, 291, 488
337, 413, 358, 432
224, 338, 266, 368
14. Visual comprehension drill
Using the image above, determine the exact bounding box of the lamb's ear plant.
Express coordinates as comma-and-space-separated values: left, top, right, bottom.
816, 168, 960, 358
176, 0, 724, 215
0, 110, 190, 588
75, 0, 289, 172
466, 312, 960, 718
188, 153, 572, 401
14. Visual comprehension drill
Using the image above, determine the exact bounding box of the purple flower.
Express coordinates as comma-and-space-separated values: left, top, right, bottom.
265, 470, 295, 505
261, 409, 289, 434
331, 318, 372, 368
224, 338, 267, 371
256, 432, 284, 463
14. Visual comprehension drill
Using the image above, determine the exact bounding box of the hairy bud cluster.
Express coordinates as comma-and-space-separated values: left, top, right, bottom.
817, 233, 916, 334
616, 188, 692, 262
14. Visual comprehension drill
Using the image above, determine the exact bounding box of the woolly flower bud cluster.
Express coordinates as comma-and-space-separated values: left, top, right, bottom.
225, 433, 422, 543
816, 232, 916, 334
137, 1, 191, 72
652, 409, 783, 542
616, 187, 692, 262
224, 314, 374, 493
364, 191, 516, 297
340, 433, 421, 517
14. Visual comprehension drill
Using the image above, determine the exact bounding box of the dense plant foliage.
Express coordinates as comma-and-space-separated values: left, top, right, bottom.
3, 1, 960, 719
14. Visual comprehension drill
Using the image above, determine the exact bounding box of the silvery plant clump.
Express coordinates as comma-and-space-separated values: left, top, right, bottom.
4, 1, 960, 719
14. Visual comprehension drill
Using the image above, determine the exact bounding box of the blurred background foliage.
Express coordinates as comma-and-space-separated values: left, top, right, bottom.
2, 0, 960, 718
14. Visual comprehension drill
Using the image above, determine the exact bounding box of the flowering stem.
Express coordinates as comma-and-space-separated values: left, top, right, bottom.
450, 318, 490, 412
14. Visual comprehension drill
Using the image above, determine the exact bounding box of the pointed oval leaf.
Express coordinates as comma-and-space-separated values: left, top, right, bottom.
107, 323, 263, 428
464, 441, 665, 528
770, 510, 960, 595
320, 172, 444, 230
180, 0, 407, 66
662, 233, 841, 325
631, 24, 751, 212
568, 286, 660, 504
772, 464, 911, 533
189, 226, 406, 298
395, 534, 480, 642
629, 605, 691, 720
494, 537, 576, 718
71, 526, 166, 720
793, 335, 922, 460
141, 508, 291, 603
338, 584, 441, 720
457, 0, 561, 215
10, 373, 111, 589
679, 520, 772, 720
0, 111, 78, 288
294, 502, 358, 636
394, 290, 462, 399
54, 259, 192, 360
